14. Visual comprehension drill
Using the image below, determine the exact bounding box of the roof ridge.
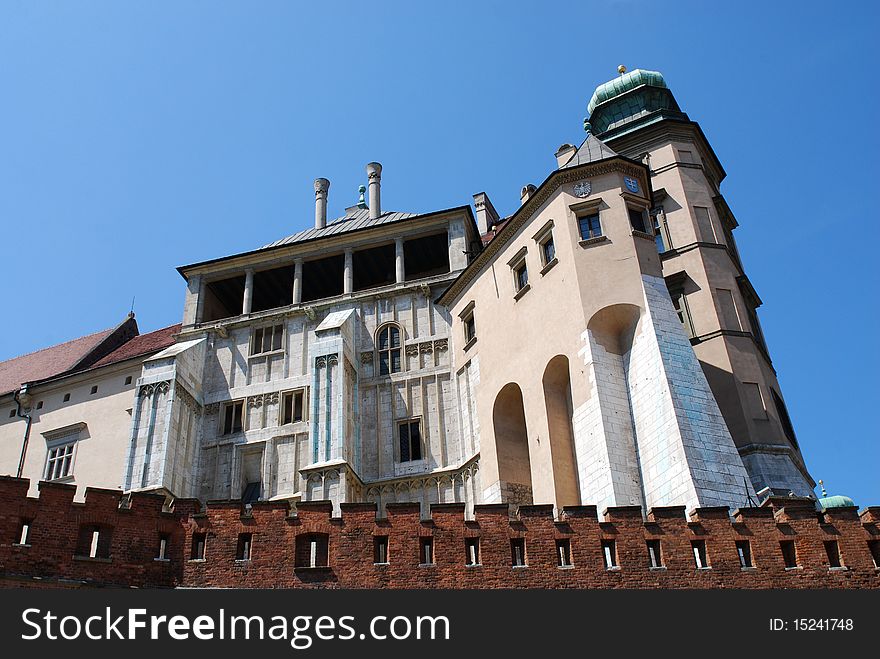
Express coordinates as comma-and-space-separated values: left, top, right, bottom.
0, 326, 115, 366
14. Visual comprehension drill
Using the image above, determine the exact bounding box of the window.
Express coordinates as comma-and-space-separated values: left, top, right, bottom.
556, 539, 572, 568
628, 207, 648, 233
251, 324, 284, 356
17, 519, 32, 546
374, 536, 389, 564
222, 400, 244, 435
577, 213, 602, 240
869, 541, 880, 568
398, 419, 422, 462
717, 289, 743, 331
692, 540, 709, 568
694, 206, 716, 243
824, 540, 842, 568
90, 385, 98, 395
281, 389, 306, 424
241, 482, 261, 504
513, 261, 528, 293
45, 441, 76, 481
743, 382, 767, 420
419, 537, 434, 565
466, 538, 480, 566
377, 324, 402, 375
678, 149, 694, 164
747, 305, 769, 353
125, 376, 133, 386
652, 212, 670, 252
157, 534, 169, 560
647, 540, 663, 568
295, 533, 329, 568
736, 540, 753, 568
236, 533, 253, 561
76, 524, 112, 559
511, 538, 526, 567
36, 401, 43, 410
191, 533, 206, 560
63, 393, 70, 402
601, 540, 618, 569
670, 289, 695, 338
771, 389, 799, 449
780, 540, 798, 568
8, 409, 15, 418
540, 234, 556, 265
464, 312, 476, 344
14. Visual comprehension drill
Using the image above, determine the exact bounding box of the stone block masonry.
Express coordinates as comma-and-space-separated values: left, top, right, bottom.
0, 476, 877, 589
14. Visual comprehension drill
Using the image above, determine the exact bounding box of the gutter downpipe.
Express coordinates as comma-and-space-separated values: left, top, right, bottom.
14, 387, 33, 478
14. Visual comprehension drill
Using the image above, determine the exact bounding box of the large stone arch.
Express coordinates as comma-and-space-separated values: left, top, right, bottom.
542, 355, 580, 508
492, 383, 533, 507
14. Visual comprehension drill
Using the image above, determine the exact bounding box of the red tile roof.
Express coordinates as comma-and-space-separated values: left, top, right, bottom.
90, 324, 181, 369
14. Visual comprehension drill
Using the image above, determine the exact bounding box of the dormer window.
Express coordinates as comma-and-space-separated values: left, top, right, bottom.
377, 324, 402, 375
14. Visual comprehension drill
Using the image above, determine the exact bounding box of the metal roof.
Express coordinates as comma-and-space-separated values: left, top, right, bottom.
559, 133, 619, 169
262, 207, 418, 249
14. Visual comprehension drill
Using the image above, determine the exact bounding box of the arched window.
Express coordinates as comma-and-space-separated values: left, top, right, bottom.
377, 324, 402, 375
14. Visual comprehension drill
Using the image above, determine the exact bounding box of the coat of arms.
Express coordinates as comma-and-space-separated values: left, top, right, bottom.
573, 180, 591, 198
624, 176, 640, 193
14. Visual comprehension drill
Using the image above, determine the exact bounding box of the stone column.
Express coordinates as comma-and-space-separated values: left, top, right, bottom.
366, 162, 382, 220
314, 178, 330, 229
343, 248, 353, 295
182, 274, 202, 326
395, 237, 405, 283
243, 268, 254, 315
293, 258, 303, 304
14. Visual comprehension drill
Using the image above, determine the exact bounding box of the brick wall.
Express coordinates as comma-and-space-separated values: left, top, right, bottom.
1, 476, 878, 589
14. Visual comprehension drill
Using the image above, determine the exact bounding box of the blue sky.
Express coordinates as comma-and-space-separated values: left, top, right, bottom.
1, 1, 877, 505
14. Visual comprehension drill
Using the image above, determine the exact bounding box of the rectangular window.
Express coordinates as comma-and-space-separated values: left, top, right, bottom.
511, 538, 526, 567
717, 289, 743, 331
281, 389, 306, 425
419, 537, 434, 565
45, 441, 76, 481
513, 260, 529, 293
540, 234, 556, 265
76, 525, 111, 559
743, 382, 767, 420
466, 538, 480, 566
670, 289, 696, 338
771, 388, 799, 449
222, 400, 244, 435
824, 540, 842, 568
869, 541, 880, 568
652, 214, 667, 252
577, 213, 602, 240
556, 539, 572, 568
157, 534, 169, 560
191, 533, 206, 560
780, 540, 798, 568
464, 313, 476, 344
377, 325, 402, 376
398, 419, 422, 462
678, 149, 694, 163
628, 207, 648, 233
694, 206, 716, 243
17, 519, 32, 546
374, 536, 389, 564
692, 540, 709, 568
251, 324, 284, 356
647, 540, 663, 568
236, 533, 253, 561
601, 539, 618, 569
736, 540, 753, 568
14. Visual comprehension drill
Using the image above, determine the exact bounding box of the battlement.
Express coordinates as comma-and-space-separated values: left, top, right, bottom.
1, 477, 878, 589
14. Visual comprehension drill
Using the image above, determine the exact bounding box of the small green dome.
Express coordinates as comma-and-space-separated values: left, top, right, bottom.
818, 494, 856, 510
587, 68, 667, 115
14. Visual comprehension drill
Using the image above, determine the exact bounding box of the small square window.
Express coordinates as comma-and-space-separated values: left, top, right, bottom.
374, 536, 389, 564
8, 409, 14, 418
222, 400, 244, 435
125, 376, 133, 386
251, 324, 284, 356
419, 537, 434, 565
36, 401, 43, 410
510, 538, 526, 567
736, 540, 753, 568
692, 540, 709, 569
466, 538, 480, 566
824, 540, 842, 568
647, 540, 663, 568
63, 393, 70, 402
236, 533, 253, 561
601, 539, 618, 569
780, 540, 798, 568
628, 207, 648, 233
90, 385, 98, 395
556, 539, 572, 567
281, 389, 306, 425
577, 213, 602, 240
191, 533, 206, 560
398, 419, 422, 462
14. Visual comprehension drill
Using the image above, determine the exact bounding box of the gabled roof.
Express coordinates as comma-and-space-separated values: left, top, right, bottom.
559, 134, 618, 169
90, 323, 181, 369
262, 207, 418, 249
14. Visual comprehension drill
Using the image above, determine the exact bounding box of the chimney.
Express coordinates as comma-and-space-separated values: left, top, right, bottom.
520, 184, 536, 205
366, 162, 382, 219
472, 192, 500, 236
314, 178, 330, 229
555, 143, 576, 168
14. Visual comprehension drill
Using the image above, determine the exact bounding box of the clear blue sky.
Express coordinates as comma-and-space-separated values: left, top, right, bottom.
1, 1, 877, 505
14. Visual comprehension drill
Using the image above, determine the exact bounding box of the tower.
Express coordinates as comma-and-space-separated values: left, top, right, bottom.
586, 67, 814, 497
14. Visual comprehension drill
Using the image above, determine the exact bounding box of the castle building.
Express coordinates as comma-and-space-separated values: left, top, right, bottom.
0, 68, 815, 517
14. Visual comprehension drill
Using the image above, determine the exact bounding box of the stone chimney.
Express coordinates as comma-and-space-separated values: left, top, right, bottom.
314, 178, 330, 229
520, 184, 536, 205
366, 162, 382, 219
555, 143, 576, 168
472, 192, 500, 235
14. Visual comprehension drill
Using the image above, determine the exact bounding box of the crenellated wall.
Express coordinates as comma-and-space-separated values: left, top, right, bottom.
1, 476, 877, 589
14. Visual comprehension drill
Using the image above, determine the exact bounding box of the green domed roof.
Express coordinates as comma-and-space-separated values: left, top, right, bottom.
818, 494, 856, 510
587, 69, 667, 115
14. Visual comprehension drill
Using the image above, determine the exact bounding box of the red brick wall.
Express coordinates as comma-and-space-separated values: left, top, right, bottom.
1, 477, 878, 589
